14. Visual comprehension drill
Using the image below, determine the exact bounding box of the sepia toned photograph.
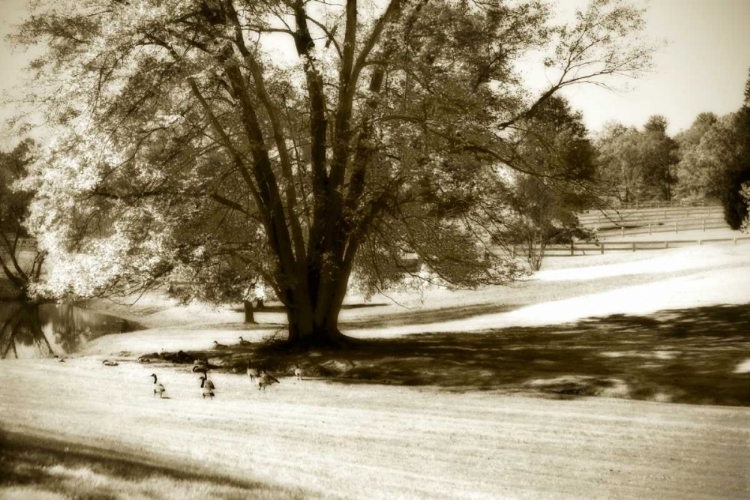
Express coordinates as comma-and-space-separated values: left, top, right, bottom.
0, 0, 748, 498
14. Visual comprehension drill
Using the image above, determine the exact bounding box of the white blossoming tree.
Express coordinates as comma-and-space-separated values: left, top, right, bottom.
14, 0, 655, 348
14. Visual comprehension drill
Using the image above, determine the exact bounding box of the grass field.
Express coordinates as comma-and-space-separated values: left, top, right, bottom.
1, 243, 749, 499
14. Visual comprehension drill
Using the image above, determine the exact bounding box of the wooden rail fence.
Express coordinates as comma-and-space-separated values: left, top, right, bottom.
499, 235, 750, 257
599, 219, 729, 238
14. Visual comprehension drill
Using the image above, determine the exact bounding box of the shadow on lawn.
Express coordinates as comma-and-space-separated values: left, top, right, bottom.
340, 302, 520, 329
231, 302, 389, 314
247, 303, 750, 406
0, 430, 305, 500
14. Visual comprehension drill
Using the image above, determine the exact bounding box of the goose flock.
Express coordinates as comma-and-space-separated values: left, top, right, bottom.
146, 362, 287, 400
134, 336, 305, 400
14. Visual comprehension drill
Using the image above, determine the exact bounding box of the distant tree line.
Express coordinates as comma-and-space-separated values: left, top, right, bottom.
595, 70, 750, 229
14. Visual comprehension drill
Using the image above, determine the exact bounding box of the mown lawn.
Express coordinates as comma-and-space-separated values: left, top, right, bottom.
0, 431, 307, 500
170, 302, 750, 406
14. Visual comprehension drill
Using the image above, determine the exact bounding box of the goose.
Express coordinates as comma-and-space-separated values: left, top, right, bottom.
151, 374, 166, 398
246, 360, 259, 381
257, 368, 280, 391
192, 364, 209, 375
213, 340, 227, 349
238, 336, 251, 346
199, 375, 215, 399
102, 360, 119, 367
293, 364, 303, 381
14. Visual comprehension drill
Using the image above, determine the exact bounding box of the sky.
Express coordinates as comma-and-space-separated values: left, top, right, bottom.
556, 0, 750, 136
0, 0, 749, 147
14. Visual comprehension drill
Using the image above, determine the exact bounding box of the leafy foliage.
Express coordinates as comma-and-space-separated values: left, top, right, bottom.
596, 115, 678, 204
715, 71, 750, 229
494, 96, 596, 270
12, 0, 655, 344
0, 140, 45, 298
740, 183, 750, 234
673, 112, 724, 200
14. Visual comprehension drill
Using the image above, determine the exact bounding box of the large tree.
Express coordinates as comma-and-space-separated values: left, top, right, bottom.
14, 0, 654, 347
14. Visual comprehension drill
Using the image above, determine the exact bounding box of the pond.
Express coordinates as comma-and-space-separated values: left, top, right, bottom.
0, 302, 142, 359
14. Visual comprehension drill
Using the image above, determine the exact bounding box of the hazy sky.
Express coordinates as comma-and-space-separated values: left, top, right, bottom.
1, 0, 749, 146
557, 0, 750, 135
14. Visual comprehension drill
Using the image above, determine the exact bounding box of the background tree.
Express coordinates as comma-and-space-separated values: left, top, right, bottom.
14, 0, 655, 348
169, 256, 260, 324
595, 123, 644, 203
640, 115, 678, 201
0, 140, 45, 300
596, 116, 677, 204
674, 112, 721, 200
495, 96, 597, 271
717, 70, 750, 229
740, 183, 750, 233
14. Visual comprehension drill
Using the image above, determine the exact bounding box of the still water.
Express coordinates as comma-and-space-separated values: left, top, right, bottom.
0, 301, 141, 359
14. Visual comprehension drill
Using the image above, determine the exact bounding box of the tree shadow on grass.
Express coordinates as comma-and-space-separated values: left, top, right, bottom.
340, 302, 520, 329
246, 303, 750, 406
0, 430, 305, 500
230, 302, 389, 314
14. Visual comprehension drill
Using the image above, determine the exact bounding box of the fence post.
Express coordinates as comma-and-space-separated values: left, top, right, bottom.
632, 242, 636, 252
665, 241, 669, 249
600, 243, 604, 255
703, 219, 705, 231
621, 226, 625, 237
699, 240, 702, 246
734, 238, 737, 245
570, 241, 574, 256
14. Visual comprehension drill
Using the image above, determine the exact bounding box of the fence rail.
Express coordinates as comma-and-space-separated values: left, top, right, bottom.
596, 219, 729, 238
498, 235, 750, 257
578, 207, 723, 226
609, 199, 716, 210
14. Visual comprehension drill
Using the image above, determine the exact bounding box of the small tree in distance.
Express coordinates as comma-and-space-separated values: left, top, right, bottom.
596, 116, 678, 205
495, 96, 597, 271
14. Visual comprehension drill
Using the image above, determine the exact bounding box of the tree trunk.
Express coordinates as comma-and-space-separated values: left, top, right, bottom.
284, 286, 350, 349
243, 300, 255, 324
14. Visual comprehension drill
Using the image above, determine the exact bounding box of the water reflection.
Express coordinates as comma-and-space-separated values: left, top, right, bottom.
0, 302, 140, 359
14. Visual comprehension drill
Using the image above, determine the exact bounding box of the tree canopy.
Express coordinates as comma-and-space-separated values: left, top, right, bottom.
13, 0, 655, 347
673, 112, 722, 200
494, 95, 596, 271
596, 115, 677, 204
718, 70, 750, 229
